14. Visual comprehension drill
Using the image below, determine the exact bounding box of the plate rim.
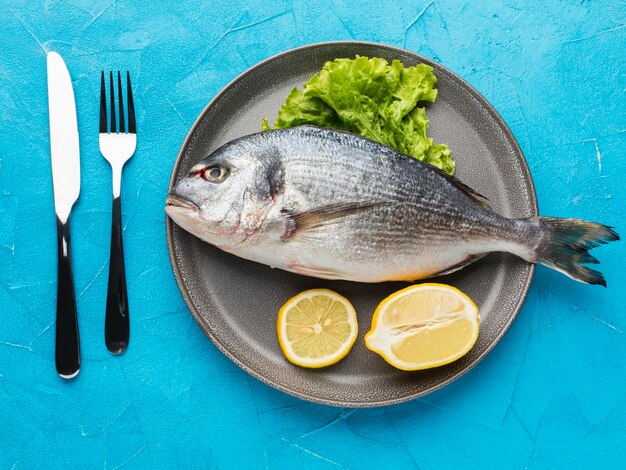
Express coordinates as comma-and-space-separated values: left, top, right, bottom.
166, 40, 538, 407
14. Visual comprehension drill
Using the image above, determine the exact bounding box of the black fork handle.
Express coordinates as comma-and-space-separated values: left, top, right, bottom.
105, 196, 129, 354
55, 215, 80, 379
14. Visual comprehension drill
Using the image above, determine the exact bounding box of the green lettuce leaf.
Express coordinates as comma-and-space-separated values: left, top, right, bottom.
264, 56, 454, 174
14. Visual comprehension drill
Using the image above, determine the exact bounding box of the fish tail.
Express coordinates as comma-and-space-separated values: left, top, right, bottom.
533, 217, 619, 286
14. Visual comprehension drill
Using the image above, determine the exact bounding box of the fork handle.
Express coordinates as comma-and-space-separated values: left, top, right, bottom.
56, 215, 80, 379
105, 196, 129, 354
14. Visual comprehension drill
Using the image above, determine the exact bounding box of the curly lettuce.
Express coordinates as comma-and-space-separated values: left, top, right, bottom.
263, 56, 454, 174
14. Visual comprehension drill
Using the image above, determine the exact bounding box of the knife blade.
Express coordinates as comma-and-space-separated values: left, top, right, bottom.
47, 51, 81, 379
48, 52, 80, 219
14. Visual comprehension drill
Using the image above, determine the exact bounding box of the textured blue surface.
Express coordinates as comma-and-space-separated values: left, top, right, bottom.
1, 0, 625, 468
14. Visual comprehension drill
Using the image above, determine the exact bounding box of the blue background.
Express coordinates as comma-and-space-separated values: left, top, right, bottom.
1, 0, 625, 468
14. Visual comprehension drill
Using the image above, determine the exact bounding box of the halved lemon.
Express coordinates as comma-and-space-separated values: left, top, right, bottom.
277, 289, 358, 368
364, 283, 479, 371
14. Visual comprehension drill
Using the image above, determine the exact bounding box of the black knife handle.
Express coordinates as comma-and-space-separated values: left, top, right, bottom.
105, 196, 129, 354
55, 215, 80, 379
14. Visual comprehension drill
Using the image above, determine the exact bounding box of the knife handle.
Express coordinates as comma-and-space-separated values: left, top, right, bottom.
55, 215, 80, 379
104, 196, 129, 355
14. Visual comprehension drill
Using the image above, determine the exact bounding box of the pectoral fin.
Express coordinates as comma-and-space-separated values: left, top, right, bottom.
281, 201, 390, 240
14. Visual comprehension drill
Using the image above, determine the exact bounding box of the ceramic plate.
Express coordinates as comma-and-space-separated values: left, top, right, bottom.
166, 41, 537, 407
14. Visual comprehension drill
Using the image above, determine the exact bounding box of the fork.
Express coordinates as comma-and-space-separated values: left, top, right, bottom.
100, 71, 136, 355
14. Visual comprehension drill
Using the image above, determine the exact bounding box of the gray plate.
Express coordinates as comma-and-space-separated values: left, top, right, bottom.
166, 41, 537, 407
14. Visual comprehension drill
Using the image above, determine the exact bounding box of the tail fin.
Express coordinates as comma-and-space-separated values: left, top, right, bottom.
534, 217, 619, 286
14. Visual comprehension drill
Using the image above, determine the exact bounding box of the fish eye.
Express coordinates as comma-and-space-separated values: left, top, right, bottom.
201, 165, 228, 183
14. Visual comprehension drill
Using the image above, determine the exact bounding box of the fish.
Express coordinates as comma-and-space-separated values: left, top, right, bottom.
166, 126, 619, 285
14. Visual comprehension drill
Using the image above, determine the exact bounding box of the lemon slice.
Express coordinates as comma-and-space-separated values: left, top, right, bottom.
364, 283, 479, 371
277, 289, 358, 368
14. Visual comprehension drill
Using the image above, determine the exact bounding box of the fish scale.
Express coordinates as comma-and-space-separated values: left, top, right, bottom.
167, 126, 618, 285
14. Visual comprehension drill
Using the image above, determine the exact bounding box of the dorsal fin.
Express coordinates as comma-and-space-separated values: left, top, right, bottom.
428, 165, 491, 210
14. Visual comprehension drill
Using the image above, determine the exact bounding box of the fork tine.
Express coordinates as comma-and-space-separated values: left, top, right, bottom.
100, 71, 107, 133
117, 71, 125, 133
126, 72, 136, 134
109, 71, 116, 133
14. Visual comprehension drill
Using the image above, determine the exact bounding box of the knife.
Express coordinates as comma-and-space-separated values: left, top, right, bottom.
47, 52, 81, 379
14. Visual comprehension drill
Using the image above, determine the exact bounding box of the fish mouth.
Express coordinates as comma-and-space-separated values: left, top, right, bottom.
165, 194, 200, 212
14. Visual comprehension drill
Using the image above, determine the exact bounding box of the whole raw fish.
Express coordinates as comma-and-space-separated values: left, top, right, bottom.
166, 126, 618, 285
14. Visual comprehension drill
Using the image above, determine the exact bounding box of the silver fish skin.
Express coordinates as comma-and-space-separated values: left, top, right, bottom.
166, 126, 618, 285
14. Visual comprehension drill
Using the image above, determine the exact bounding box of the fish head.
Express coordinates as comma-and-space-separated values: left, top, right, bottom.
166, 140, 283, 247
